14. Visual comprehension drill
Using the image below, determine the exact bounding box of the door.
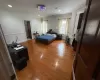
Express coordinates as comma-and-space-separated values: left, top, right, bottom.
0, 25, 16, 80
24, 21, 32, 39
74, 0, 100, 80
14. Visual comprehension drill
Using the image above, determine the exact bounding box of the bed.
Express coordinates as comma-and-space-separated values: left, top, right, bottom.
36, 34, 56, 44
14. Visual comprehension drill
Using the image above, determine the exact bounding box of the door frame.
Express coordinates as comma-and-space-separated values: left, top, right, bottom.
0, 25, 17, 80
24, 20, 32, 39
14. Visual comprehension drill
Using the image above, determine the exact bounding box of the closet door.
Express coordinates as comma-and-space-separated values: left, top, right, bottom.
74, 0, 100, 80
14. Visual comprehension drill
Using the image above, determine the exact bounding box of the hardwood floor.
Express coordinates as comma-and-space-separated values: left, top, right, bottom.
16, 40, 74, 80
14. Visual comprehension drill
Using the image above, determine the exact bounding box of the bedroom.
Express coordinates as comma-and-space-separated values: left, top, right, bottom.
0, 0, 86, 80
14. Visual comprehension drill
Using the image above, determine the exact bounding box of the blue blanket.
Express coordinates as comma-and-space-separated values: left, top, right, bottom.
37, 35, 55, 41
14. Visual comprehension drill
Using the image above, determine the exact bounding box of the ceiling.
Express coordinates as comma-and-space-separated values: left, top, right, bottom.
0, 0, 86, 17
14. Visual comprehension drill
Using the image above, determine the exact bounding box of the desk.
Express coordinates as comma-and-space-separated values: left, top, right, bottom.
8, 44, 29, 70
8, 44, 29, 60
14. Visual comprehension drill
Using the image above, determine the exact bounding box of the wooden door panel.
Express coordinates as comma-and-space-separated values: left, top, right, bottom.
97, 73, 100, 80
75, 54, 91, 80
74, 0, 100, 80
0, 60, 10, 80
79, 44, 99, 75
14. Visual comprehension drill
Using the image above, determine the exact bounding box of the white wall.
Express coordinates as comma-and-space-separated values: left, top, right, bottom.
44, 13, 72, 33
46, 16, 58, 32
0, 11, 27, 44
0, 10, 41, 44
68, 4, 86, 44
31, 19, 42, 34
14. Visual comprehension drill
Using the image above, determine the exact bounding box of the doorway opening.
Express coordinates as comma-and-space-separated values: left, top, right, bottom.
24, 21, 32, 39
77, 13, 84, 31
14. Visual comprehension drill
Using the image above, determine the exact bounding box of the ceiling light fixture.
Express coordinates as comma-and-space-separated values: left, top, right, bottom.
37, 4, 46, 11
8, 5, 12, 8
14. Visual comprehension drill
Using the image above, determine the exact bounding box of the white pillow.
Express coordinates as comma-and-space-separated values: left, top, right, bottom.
46, 34, 57, 38
51, 34, 57, 38
46, 34, 52, 36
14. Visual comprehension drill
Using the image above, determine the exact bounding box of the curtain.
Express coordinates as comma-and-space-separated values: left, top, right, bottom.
41, 20, 48, 34
58, 19, 69, 35
58, 19, 62, 34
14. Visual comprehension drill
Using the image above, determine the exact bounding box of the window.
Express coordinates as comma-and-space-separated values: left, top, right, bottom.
41, 20, 48, 34
59, 19, 68, 35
